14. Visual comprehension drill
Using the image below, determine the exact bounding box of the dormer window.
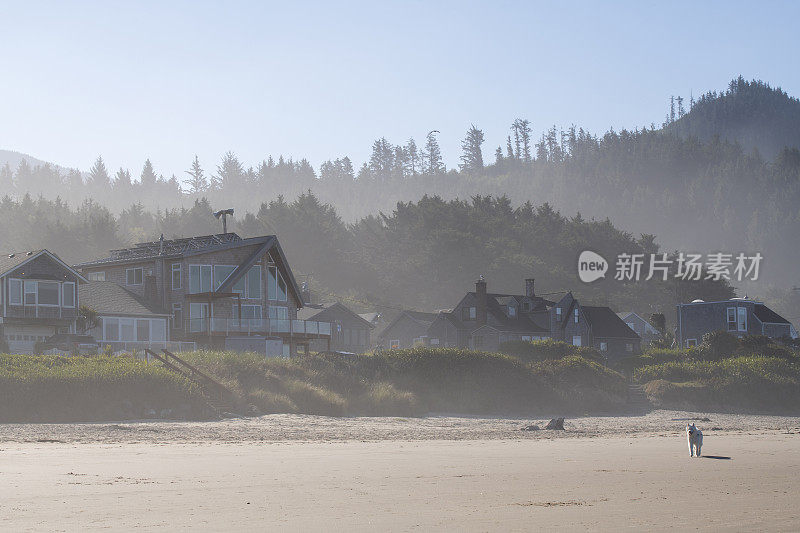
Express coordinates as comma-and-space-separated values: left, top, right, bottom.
508, 306, 516, 317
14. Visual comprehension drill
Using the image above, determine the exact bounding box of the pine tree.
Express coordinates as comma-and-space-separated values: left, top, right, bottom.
422, 131, 444, 174
114, 168, 132, 190
459, 124, 485, 172
495, 146, 503, 164
677, 96, 685, 118
88, 156, 111, 190
506, 136, 514, 159
184, 155, 208, 193
405, 139, 419, 176
214, 151, 245, 190
140, 159, 157, 188
669, 95, 676, 124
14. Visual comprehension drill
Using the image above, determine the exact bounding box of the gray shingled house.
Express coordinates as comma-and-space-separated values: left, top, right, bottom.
297, 302, 374, 353
376, 310, 439, 349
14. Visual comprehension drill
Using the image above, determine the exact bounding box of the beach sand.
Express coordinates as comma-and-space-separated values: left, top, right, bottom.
1, 410, 799, 531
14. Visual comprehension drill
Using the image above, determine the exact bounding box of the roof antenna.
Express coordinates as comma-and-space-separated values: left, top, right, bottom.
213, 208, 234, 234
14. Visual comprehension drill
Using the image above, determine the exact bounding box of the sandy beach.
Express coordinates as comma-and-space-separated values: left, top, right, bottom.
2, 410, 799, 531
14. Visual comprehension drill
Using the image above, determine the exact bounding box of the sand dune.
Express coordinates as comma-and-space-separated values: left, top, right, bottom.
1, 411, 799, 531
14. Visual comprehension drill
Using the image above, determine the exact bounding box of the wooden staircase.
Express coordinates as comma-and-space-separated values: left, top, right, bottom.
145, 349, 238, 417
626, 383, 652, 413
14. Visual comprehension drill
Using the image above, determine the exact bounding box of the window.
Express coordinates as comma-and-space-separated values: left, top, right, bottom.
246, 266, 261, 299
389, 339, 400, 349
103, 318, 119, 341
120, 318, 135, 341
126, 267, 144, 286
9, 279, 22, 305
24, 281, 37, 305
521, 335, 531, 342
277, 270, 287, 301
556, 307, 562, 318
62, 282, 75, 308
508, 306, 516, 317
462, 306, 476, 320
189, 265, 212, 293
626, 322, 636, 332
137, 319, 150, 341
268, 306, 288, 320
523, 301, 531, 312
738, 307, 747, 332
268, 266, 278, 300
233, 304, 262, 320
572, 335, 582, 347
38, 282, 59, 306
213, 265, 236, 290
625, 343, 634, 352
574, 308, 579, 323
600, 342, 608, 351
726, 307, 737, 331
474, 335, 484, 348
151, 320, 166, 341
685, 339, 697, 348
430, 338, 440, 345
171, 264, 181, 290
87, 271, 105, 281
172, 303, 183, 329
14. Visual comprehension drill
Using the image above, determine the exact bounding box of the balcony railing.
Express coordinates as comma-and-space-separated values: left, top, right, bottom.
186, 317, 331, 337
6, 305, 78, 320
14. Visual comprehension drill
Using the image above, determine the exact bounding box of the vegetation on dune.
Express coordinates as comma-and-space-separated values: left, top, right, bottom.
0, 354, 206, 422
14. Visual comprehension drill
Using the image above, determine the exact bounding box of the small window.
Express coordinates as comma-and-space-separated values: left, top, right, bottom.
24, 281, 37, 305
737, 307, 747, 332
625, 343, 634, 352
171, 264, 182, 290
9, 279, 22, 305
172, 303, 183, 329
726, 307, 737, 331
430, 338, 440, 345
87, 271, 106, 281
508, 306, 516, 317
685, 338, 697, 348
469, 307, 476, 319
600, 342, 608, 351
62, 282, 75, 308
126, 267, 143, 286
572, 335, 582, 347
389, 339, 400, 349
574, 308, 579, 323
556, 307, 562, 318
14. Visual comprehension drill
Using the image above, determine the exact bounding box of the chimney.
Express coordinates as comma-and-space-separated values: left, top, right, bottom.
525, 278, 535, 298
301, 282, 311, 306
476, 276, 487, 327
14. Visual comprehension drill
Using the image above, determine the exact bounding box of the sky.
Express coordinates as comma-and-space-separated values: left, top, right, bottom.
1, 0, 799, 179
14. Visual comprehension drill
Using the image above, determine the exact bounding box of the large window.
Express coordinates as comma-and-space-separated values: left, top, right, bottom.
99, 317, 167, 342
727, 307, 748, 332
233, 304, 262, 320
246, 266, 261, 299
62, 282, 75, 308
126, 267, 144, 286
189, 265, 213, 293
38, 282, 59, 306
9, 279, 22, 305
171, 264, 181, 290
213, 265, 236, 290
268, 266, 287, 301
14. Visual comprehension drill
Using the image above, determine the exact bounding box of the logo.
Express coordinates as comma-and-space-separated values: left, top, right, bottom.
578, 251, 608, 283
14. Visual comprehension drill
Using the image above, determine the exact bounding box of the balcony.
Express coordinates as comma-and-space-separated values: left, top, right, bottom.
185, 318, 331, 337
5, 305, 78, 321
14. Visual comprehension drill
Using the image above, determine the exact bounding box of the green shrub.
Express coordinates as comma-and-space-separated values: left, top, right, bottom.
499, 339, 604, 363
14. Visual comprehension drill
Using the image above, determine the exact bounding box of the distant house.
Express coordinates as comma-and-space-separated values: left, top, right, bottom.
549, 292, 640, 358
376, 310, 439, 349
617, 312, 661, 346
79, 281, 187, 353
297, 302, 374, 353
74, 233, 331, 356
676, 298, 798, 348
426, 278, 552, 351
0, 249, 87, 354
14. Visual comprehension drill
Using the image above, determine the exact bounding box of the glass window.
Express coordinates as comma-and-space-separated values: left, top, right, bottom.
726, 307, 737, 331
600, 342, 608, 351
151, 320, 166, 341
38, 282, 59, 305
120, 318, 135, 341
738, 307, 747, 332
137, 319, 150, 341
277, 270, 287, 301
508, 306, 516, 317
126, 267, 143, 285
213, 265, 236, 290
87, 271, 105, 281
232, 276, 246, 296
574, 308, 579, 323
268, 306, 288, 320
572, 335, 582, 347
233, 305, 262, 319
62, 282, 75, 307
189, 265, 212, 293
626, 343, 634, 352
172, 303, 183, 329
104, 318, 119, 341
268, 266, 277, 299
9, 279, 22, 305
24, 281, 37, 305
247, 266, 261, 299
171, 264, 181, 290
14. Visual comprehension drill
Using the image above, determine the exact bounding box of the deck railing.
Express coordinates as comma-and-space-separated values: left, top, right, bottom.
186, 318, 331, 337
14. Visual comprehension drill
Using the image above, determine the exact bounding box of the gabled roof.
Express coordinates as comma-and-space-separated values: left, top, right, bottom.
79, 281, 170, 317
377, 310, 438, 339
0, 249, 88, 282
583, 306, 640, 339
753, 304, 791, 325
75, 233, 245, 266
297, 302, 374, 328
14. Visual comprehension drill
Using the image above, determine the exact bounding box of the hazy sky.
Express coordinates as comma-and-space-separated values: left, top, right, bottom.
1, 1, 798, 179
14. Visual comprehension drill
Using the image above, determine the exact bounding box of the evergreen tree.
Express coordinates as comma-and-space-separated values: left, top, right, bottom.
404, 139, 420, 176
140, 159, 157, 188
459, 124, 485, 172
184, 155, 208, 193
422, 131, 444, 174
87, 156, 111, 190
214, 151, 245, 190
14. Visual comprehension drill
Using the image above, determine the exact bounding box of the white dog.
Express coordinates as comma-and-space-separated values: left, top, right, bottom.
687, 423, 703, 457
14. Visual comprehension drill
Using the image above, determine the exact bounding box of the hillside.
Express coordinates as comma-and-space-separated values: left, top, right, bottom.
668, 77, 800, 159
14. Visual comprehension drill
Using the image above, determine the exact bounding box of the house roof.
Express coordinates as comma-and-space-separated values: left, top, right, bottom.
583, 306, 640, 339
358, 312, 381, 324
0, 249, 88, 282
296, 302, 374, 328
753, 304, 791, 325
78, 281, 170, 317
377, 310, 438, 339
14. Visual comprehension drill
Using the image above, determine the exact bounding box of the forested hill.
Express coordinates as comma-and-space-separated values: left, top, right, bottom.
667, 77, 800, 159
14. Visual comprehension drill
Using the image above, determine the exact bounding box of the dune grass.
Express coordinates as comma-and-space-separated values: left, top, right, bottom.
0, 353, 205, 422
